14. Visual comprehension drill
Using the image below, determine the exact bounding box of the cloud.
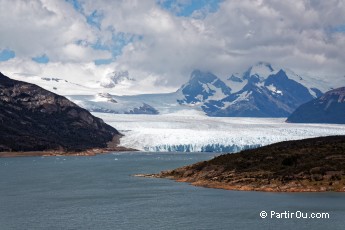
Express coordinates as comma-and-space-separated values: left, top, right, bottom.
0, 0, 344, 92
0, 0, 110, 62
85, 0, 345, 87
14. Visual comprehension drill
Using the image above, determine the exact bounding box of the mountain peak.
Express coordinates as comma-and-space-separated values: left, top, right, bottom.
256, 61, 274, 71
178, 70, 231, 104
274, 69, 288, 78
321, 87, 345, 102
243, 62, 275, 80
190, 70, 218, 83
227, 74, 243, 83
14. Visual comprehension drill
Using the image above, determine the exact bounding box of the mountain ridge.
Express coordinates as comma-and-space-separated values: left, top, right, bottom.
195, 65, 321, 117
0, 72, 123, 152
287, 87, 345, 124
6, 62, 339, 117
68, 63, 332, 117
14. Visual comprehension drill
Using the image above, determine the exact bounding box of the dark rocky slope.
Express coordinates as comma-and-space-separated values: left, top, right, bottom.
0, 72, 121, 152
147, 136, 345, 192
287, 87, 345, 124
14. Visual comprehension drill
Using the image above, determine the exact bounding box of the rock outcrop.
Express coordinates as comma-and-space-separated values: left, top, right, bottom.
0, 72, 121, 152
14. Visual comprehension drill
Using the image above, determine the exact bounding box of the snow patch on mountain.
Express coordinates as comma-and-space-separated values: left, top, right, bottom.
227, 73, 248, 93
222, 91, 252, 108
281, 68, 328, 97
266, 84, 283, 95
206, 81, 228, 100
177, 70, 232, 105
233, 62, 331, 97
243, 61, 275, 80
68, 94, 158, 114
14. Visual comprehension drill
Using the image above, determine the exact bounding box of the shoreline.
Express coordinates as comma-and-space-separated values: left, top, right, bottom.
0, 146, 138, 158
137, 173, 345, 192
136, 136, 345, 193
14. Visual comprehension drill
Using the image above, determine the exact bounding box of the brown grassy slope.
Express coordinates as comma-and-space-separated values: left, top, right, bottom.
155, 136, 345, 192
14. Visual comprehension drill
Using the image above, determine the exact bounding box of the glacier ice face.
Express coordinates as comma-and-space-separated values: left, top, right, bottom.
94, 112, 345, 153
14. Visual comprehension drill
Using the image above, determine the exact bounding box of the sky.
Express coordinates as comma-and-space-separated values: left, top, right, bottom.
0, 0, 345, 92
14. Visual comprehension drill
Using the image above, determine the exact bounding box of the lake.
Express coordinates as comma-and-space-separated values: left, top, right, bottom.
0, 152, 344, 230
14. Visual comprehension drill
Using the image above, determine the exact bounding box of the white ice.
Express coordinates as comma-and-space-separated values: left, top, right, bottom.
94, 111, 345, 152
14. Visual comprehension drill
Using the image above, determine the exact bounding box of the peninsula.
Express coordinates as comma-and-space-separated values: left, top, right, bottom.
145, 136, 345, 192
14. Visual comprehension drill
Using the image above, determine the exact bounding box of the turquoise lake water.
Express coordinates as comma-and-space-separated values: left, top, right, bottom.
0, 152, 344, 230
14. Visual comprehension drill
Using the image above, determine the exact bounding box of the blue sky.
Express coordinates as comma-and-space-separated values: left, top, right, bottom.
158, 0, 222, 17
32, 54, 49, 64
332, 24, 345, 33
0, 49, 15, 62
0, 50, 50, 64
65, 0, 83, 13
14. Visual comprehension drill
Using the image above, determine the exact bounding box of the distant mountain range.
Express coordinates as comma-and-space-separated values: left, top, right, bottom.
73, 62, 330, 117
287, 87, 345, 124
5, 62, 340, 117
180, 63, 324, 117
0, 72, 121, 152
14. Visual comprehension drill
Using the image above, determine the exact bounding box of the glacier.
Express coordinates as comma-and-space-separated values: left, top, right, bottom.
94, 111, 345, 153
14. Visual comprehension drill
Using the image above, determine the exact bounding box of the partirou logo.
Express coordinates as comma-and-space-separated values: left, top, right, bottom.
260, 210, 330, 219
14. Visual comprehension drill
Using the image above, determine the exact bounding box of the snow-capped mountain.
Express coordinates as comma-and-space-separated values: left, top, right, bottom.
4, 62, 339, 117
68, 93, 159, 115
287, 87, 345, 124
63, 63, 336, 117
177, 70, 232, 105
185, 62, 329, 117
100, 70, 135, 88
236, 62, 326, 96
203, 70, 318, 117
6, 69, 147, 96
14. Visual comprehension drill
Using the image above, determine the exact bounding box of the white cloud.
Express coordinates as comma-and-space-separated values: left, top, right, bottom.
0, 0, 344, 93
0, 0, 110, 62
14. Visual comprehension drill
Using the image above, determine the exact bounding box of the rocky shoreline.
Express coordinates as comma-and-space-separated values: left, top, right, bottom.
141, 170, 345, 193
0, 146, 137, 158
139, 136, 345, 192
